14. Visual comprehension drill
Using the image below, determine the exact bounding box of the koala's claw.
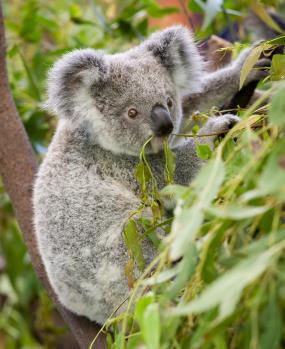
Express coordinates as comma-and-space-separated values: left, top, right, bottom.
200, 114, 240, 136
249, 58, 271, 82
224, 114, 240, 129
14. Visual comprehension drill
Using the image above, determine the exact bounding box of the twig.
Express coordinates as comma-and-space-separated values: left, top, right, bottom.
178, 0, 195, 29
173, 123, 264, 138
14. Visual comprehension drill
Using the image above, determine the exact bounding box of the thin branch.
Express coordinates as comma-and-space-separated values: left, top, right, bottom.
173, 124, 264, 138
0, 2, 106, 348
178, 0, 195, 29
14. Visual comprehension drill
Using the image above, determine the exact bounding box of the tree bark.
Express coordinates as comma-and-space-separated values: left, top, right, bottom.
0, 2, 106, 348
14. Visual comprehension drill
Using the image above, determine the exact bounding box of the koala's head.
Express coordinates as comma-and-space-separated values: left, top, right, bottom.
47, 26, 204, 155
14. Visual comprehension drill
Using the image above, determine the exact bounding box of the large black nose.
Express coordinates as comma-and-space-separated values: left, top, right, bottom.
151, 105, 174, 137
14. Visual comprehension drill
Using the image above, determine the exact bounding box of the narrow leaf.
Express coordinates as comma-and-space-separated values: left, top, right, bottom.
269, 83, 285, 127
169, 247, 279, 322
170, 207, 203, 260
240, 45, 264, 90
123, 219, 145, 271
206, 205, 269, 220
196, 143, 212, 160
251, 2, 283, 34
142, 303, 160, 349
271, 54, 285, 81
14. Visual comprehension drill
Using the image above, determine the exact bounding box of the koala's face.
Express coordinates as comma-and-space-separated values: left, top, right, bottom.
47, 26, 203, 155
86, 56, 182, 154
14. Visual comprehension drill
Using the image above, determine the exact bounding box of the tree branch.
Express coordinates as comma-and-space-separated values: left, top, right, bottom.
0, 2, 106, 348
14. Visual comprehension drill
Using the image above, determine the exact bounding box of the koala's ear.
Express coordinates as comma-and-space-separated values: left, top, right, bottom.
143, 25, 204, 94
46, 49, 109, 117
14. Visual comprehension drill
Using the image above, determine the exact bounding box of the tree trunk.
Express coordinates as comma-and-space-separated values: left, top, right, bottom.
0, 2, 106, 348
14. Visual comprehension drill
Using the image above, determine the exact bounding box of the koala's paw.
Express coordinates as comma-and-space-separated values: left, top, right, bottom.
246, 57, 271, 83
200, 114, 240, 136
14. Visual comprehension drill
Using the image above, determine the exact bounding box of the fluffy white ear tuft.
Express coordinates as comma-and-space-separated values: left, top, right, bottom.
46, 49, 109, 118
143, 25, 205, 94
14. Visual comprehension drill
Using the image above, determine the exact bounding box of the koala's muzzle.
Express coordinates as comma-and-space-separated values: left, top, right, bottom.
151, 105, 174, 137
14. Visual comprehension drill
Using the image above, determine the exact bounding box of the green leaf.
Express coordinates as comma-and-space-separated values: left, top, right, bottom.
194, 157, 225, 206
166, 244, 198, 298
196, 143, 212, 160
144, 267, 179, 286
240, 45, 264, 90
170, 157, 225, 260
269, 83, 285, 127
169, 245, 283, 322
164, 140, 176, 185
126, 333, 143, 349
134, 293, 155, 326
271, 54, 285, 81
206, 205, 269, 220
170, 207, 204, 260
142, 0, 178, 18
260, 285, 282, 349
135, 136, 159, 204
17, 49, 42, 101
69, 3, 82, 18
258, 142, 285, 195
123, 219, 145, 271
251, 2, 283, 34
160, 184, 188, 200
135, 161, 150, 198
266, 34, 285, 45
142, 303, 160, 349
188, 0, 204, 13
200, 223, 230, 283
114, 332, 124, 349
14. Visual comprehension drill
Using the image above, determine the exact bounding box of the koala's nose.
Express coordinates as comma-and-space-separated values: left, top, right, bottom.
151, 105, 174, 137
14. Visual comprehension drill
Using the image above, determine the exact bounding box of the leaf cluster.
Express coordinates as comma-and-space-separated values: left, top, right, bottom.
100, 36, 285, 349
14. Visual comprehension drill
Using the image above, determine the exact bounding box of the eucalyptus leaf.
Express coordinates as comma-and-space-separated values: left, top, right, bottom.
142, 303, 161, 349
240, 45, 264, 90
134, 292, 155, 326
269, 83, 285, 127
271, 54, 285, 80
260, 286, 282, 349
123, 219, 145, 271
194, 157, 225, 207
206, 205, 269, 220
169, 246, 281, 322
170, 206, 204, 260
251, 2, 283, 34
166, 244, 198, 298
196, 143, 212, 160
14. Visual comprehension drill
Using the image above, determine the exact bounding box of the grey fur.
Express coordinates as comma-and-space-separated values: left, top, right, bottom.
34, 26, 258, 324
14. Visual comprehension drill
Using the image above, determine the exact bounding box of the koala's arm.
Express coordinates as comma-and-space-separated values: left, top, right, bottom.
171, 114, 239, 185
182, 48, 270, 123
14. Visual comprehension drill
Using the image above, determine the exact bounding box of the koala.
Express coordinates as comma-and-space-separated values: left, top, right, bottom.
33, 25, 265, 324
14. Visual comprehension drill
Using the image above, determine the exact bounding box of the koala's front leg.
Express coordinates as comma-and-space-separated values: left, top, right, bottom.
182, 47, 270, 121
162, 114, 239, 213
198, 113, 240, 148
173, 114, 240, 185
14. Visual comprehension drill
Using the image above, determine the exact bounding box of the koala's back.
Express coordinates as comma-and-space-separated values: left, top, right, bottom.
33, 125, 157, 323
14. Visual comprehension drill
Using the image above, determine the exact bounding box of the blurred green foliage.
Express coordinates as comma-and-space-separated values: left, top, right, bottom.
1, 0, 285, 348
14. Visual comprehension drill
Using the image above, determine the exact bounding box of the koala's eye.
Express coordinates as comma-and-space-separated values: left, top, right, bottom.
128, 108, 138, 119
167, 97, 173, 108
